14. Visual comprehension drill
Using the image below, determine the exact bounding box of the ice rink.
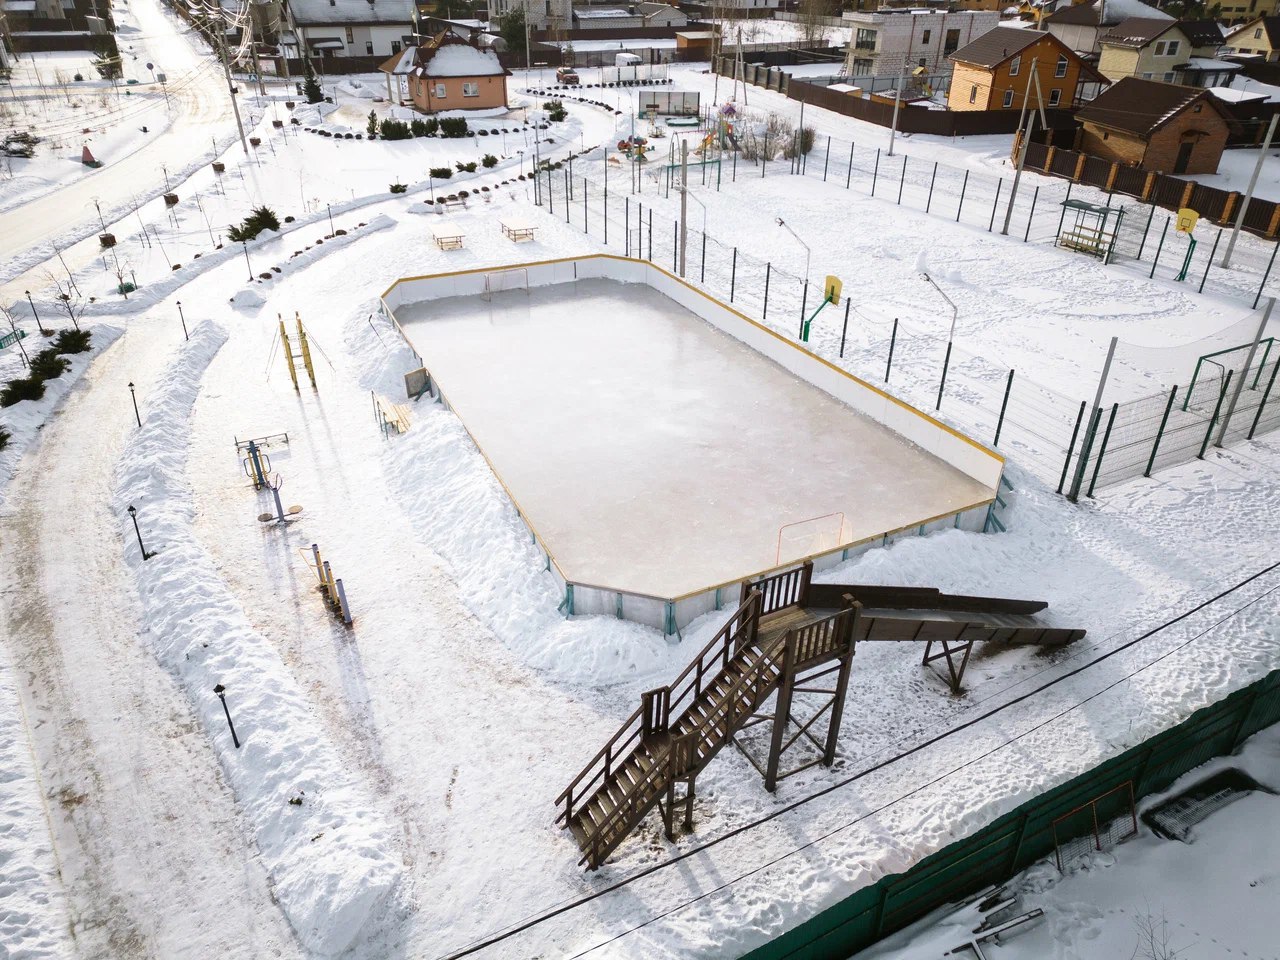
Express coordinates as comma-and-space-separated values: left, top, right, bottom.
396, 278, 993, 600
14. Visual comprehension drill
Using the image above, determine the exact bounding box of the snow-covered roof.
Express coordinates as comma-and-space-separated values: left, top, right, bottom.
285, 0, 414, 27
1185, 56, 1238, 70
421, 42, 504, 76
381, 44, 417, 74
575, 8, 637, 17
5, 1, 37, 12
1210, 84, 1265, 102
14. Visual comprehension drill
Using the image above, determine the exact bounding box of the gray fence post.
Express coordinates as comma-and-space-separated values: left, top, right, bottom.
1198, 228, 1223, 293
898, 155, 907, 205
994, 369, 1015, 447
957, 170, 969, 223
1136, 204, 1156, 260
1068, 406, 1104, 503
927, 161, 938, 213
1254, 241, 1280, 309
989, 179, 1003, 232
872, 148, 880, 196
1149, 217, 1170, 279
839, 299, 851, 358
731, 247, 737, 301
846, 140, 855, 189
823, 136, 831, 181
1023, 186, 1039, 243
764, 262, 771, 319
1056, 181, 1073, 239
885, 318, 898, 383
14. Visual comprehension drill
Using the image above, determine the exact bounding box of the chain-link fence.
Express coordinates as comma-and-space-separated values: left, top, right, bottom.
527, 131, 1280, 498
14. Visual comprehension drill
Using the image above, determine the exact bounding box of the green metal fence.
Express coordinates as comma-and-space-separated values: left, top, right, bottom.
740, 667, 1280, 960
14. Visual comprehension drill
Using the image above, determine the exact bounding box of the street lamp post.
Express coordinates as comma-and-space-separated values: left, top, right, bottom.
177, 300, 189, 341
126, 504, 154, 559
127, 381, 142, 426
921, 272, 959, 410
24, 290, 49, 336
213, 684, 242, 748
326, 203, 334, 236
241, 241, 253, 281
774, 218, 811, 282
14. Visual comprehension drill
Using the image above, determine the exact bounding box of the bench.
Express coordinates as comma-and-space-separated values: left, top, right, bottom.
501, 221, 537, 243
433, 232, 464, 251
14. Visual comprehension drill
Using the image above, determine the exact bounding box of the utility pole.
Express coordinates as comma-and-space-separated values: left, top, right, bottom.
888, 61, 907, 156
1221, 112, 1278, 269
1001, 60, 1042, 237
679, 140, 689, 277
215, 8, 249, 154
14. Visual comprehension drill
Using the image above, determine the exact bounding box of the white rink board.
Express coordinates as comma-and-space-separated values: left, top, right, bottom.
390, 263, 999, 609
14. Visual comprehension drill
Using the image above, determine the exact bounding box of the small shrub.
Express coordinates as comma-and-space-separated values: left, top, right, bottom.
439, 117, 469, 138
454, 160, 477, 173
457, 190, 469, 199
546, 100, 567, 122
380, 118, 411, 140
482, 153, 498, 168
366, 110, 378, 138
227, 206, 281, 242
0, 427, 9, 450
258, 272, 273, 280
390, 182, 408, 193
429, 166, 453, 179
423, 117, 439, 136
478, 129, 489, 136
53, 328, 92, 354
30, 349, 70, 381
0, 377, 46, 407
410, 118, 429, 137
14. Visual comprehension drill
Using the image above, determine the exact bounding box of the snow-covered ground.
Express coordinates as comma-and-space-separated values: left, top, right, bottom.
1, 53, 1279, 960
856, 721, 1280, 960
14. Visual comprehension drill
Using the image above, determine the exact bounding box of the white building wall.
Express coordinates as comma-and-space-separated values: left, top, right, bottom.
488, 0, 572, 31
1047, 21, 1101, 54
841, 10, 998, 78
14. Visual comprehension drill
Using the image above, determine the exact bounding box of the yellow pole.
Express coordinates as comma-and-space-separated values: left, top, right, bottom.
297, 314, 317, 389
279, 317, 299, 391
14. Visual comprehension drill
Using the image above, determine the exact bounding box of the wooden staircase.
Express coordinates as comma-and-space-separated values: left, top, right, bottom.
556, 564, 1085, 870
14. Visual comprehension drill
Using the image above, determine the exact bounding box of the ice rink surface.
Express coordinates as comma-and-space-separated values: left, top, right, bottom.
397, 278, 993, 599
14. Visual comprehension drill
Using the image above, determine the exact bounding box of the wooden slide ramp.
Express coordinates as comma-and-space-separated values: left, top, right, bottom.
556, 562, 1084, 870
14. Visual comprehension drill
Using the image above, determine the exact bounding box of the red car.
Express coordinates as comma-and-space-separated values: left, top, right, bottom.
556, 67, 580, 85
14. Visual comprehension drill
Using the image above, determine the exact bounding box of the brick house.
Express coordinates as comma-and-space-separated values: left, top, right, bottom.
379, 32, 511, 113
1075, 76, 1233, 174
947, 26, 1107, 112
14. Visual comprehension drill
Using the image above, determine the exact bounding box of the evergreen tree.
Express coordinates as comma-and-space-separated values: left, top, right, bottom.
303, 62, 323, 104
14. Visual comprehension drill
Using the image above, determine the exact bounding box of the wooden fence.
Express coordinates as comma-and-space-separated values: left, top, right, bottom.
1021, 138, 1280, 238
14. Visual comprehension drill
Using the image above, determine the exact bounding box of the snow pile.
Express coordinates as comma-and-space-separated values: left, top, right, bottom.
424, 43, 504, 78
344, 308, 677, 688
113, 321, 403, 956
0, 322, 124, 506
0, 647, 69, 959
338, 79, 376, 100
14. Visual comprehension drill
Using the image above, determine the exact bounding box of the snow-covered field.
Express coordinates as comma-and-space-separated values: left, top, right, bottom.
1, 39, 1279, 960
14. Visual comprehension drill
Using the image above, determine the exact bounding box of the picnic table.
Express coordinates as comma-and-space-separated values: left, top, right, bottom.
433, 231, 464, 251
500, 220, 537, 243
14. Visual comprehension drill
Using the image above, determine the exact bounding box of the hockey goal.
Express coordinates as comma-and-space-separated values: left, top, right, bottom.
776, 512, 846, 565
480, 267, 530, 301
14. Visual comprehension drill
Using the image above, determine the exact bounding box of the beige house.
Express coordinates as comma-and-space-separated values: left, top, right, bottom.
947, 26, 1105, 112
1097, 17, 1235, 86
379, 32, 511, 113
1223, 15, 1280, 60
1045, 0, 1171, 56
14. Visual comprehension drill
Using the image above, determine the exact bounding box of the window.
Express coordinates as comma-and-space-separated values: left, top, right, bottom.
944, 28, 960, 56
434, 82, 447, 98
345, 27, 353, 42
1003, 89, 1014, 107
1102, 130, 1109, 140
1163, 71, 1174, 81
1154, 39, 1181, 56
855, 28, 877, 51
1255, 27, 1264, 38
1048, 87, 1061, 106
918, 57, 927, 67
366, 41, 373, 54
969, 83, 978, 103
1055, 54, 1068, 78
462, 81, 479, 97
391, 40, 401, 53
921, 29, 931, 44
1142, 71, 1153, 79
1009, 55, 1021, 76
1193, 102, 1203, 112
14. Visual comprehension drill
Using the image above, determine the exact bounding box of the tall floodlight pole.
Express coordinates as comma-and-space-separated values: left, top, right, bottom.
679, 140, 689, 277
1222, 112, 1278, 269
775, 217, 811, 283
888, 62, 907, 157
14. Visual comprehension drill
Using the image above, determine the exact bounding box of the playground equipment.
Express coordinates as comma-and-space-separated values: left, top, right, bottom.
301, 543, 353, 626
273, 313, 318, 390
235, 431, 289, 489
800, 275, 843, 343
617, 135, 651, 162
257, 473, 303, 525
1175, 206, 1199, 282
557, 562, 1085, 870
1056, 199, 1122, 262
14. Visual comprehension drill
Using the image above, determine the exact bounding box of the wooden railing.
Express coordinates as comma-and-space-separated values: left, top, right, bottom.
743, 561, 813, 617
555, 591, 761, 827
791, 606, 855, 668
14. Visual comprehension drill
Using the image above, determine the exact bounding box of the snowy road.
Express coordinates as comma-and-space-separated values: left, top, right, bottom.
0, 0, 236, 300
0, 313, 300, 958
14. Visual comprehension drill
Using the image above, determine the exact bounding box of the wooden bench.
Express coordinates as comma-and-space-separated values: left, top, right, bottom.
433, 232, 464, 251
501, 221, 537, 243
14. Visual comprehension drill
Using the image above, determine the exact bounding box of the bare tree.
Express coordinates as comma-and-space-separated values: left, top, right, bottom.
1129, 907, 1192, 960
0, 303, 31, 368
42, 270, 83, 330
797, 0, 838, 46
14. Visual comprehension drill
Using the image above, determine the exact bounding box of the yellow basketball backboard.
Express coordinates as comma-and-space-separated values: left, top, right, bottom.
825, 275, 842, 305
1176, 208, 1199, 234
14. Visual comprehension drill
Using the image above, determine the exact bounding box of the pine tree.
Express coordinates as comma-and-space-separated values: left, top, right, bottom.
303, 62, 323, 104
367, 109, 379, 138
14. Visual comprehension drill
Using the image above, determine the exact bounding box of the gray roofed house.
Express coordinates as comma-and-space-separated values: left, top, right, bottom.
1098, 16, 1237, 87
1045, 0, 1171, 55
284, 0, 416, 60
1222, 15, 1280, 62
